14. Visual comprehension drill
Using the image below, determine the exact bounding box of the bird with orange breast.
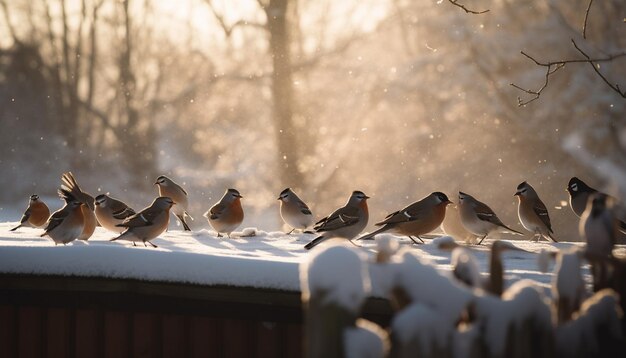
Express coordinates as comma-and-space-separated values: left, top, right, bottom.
204, 189, 244, 237
58, 172, 97, 240
10, 194, 50, 231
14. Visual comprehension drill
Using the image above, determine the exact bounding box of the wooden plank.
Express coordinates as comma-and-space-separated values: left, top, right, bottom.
222, 319, 252, 357
75, 308, 100, 357
189, 316, 221, 358
17, 306, 44, 358
104, 311, 130, 358
46, 308, 71, 358
131, 312, 161, 358
254, 321, 280, 358
284, 322, 303, 357
161, 314, 187, 358
0, 305, 17, 358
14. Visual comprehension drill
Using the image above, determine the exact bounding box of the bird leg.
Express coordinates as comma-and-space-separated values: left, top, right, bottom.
217, 233, 223, 238
133, 242, 137, 247
148, 241, 158, 248
286, 228, 295, 235
408, 236, 424, 244
477, 234, 488, 245
143, 241, 148, 247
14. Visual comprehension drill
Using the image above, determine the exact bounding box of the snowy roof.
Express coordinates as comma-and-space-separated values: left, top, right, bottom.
1, 223, 622, 293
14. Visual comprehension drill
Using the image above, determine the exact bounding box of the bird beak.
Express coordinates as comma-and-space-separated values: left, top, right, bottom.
237, 194, 243, 198
514, 192, 521, 196
446, 200, 453, 205
277, 196, 281, 200
364, 195, 371, 199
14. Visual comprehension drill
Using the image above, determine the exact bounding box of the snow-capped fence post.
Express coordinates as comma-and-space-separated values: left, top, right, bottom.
300, 244, 387, 358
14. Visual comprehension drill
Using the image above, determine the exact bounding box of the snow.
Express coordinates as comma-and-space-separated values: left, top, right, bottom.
475, 279, 553, 356
451, 246, 483, 288
553, 248, 586, 308
555, 289, 623, 356
344, 319, 388, 358
391, 302, 451, 354
300, 244, 370, 312
1, 222, 624, 295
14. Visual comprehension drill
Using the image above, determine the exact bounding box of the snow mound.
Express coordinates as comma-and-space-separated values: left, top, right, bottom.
344, 319, 388, 358
391, 302, 450, 355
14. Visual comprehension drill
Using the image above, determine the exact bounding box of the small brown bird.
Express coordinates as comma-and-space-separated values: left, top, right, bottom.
59, 172, 97, 240
155, 175, 193, 231
515, 181, 557, 242
458, 191, 523, 245
204, 189, 244, 237
442, 204, 479, 244
357, 192, 451, 244
10, 194, 50, 231
278, 188, 314, 234
95, 194, 136, 233
40, 200, 85, 245
305, 191, 370, 250
111, 196, 174, 248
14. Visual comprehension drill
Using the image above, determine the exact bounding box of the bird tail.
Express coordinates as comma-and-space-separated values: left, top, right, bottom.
546, 232, 558, 243
356, 226, 389, 241
9, 225, 21, 232
619, 220, 626, 235
184, 211, 194, 221
305, 235, 326, 250
501, 224, 524, 236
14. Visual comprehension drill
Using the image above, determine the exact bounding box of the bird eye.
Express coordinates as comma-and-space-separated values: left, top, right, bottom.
571, 183, 578, 191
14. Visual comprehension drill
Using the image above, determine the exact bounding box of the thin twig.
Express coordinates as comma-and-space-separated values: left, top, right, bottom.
571, 39, 626, 98
447, 0, 489, 15
582, 0, 593, 39
510, 47, 626, 105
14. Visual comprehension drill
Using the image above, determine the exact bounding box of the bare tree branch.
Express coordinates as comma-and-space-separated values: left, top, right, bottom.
446, 0, 489, 15
571, 39, 626, 98
203, 0, 266, 38
582, 0, 593, 39
510, 46, 626, 105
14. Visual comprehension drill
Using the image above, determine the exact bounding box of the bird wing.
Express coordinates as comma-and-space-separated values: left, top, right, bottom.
208, 202, 227, 220
19, 207, 32, 224
43, 208, 69, 233
376, 202, 427, 226
533, 199, 553, 233
110, 200, 136, 220
60, 172, 94, 210
297, 199, 312, 215
118, 207, 160, 228
314, 206, 360, 232
474, 201, 505, 226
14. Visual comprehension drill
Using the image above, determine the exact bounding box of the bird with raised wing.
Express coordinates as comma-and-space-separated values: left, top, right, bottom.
59, 172, 97, 240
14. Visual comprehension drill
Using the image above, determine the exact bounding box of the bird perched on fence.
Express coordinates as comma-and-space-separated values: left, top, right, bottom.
204, 189, 244, 237
305, 191, 369, 250
94, 194, 136, 233
40, 200, 85, 245
357, 192, 451, 244
59, 172, 97, 240
10, 194, 50, 231
568, 177, 626, 234
111, 196, 174, 248
155, 175, 193, 231
277, 188, 314, 234
458, 191, 523, 245
515, 181, 557, 242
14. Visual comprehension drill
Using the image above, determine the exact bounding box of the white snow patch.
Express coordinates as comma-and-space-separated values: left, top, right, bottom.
391, 302, 450, 354
553, 248, 585, 308
451, 247, 483, 288
344, 319, 388, 358
301, 244, 370, 312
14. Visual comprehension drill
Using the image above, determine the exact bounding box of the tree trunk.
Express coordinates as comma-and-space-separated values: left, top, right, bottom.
265, 0, 305, 188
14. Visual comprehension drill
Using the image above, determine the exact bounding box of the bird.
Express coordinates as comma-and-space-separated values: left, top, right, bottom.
441, 203, 480, 244
111, 196, 174, 248
94, 194, 137, 233
514, 181, 557, 242
59, 172, 97, 240
304, 191, 370, 250
458, 191, 523, 245
10, 194, 50, 231
277, 188, 314, 234
40, 200, 85, 245
154, 175, 193, 231
357, 192, 451, 244
203, 189, 244, 237
580, 193, 619, 290
567, 177, 626, 233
